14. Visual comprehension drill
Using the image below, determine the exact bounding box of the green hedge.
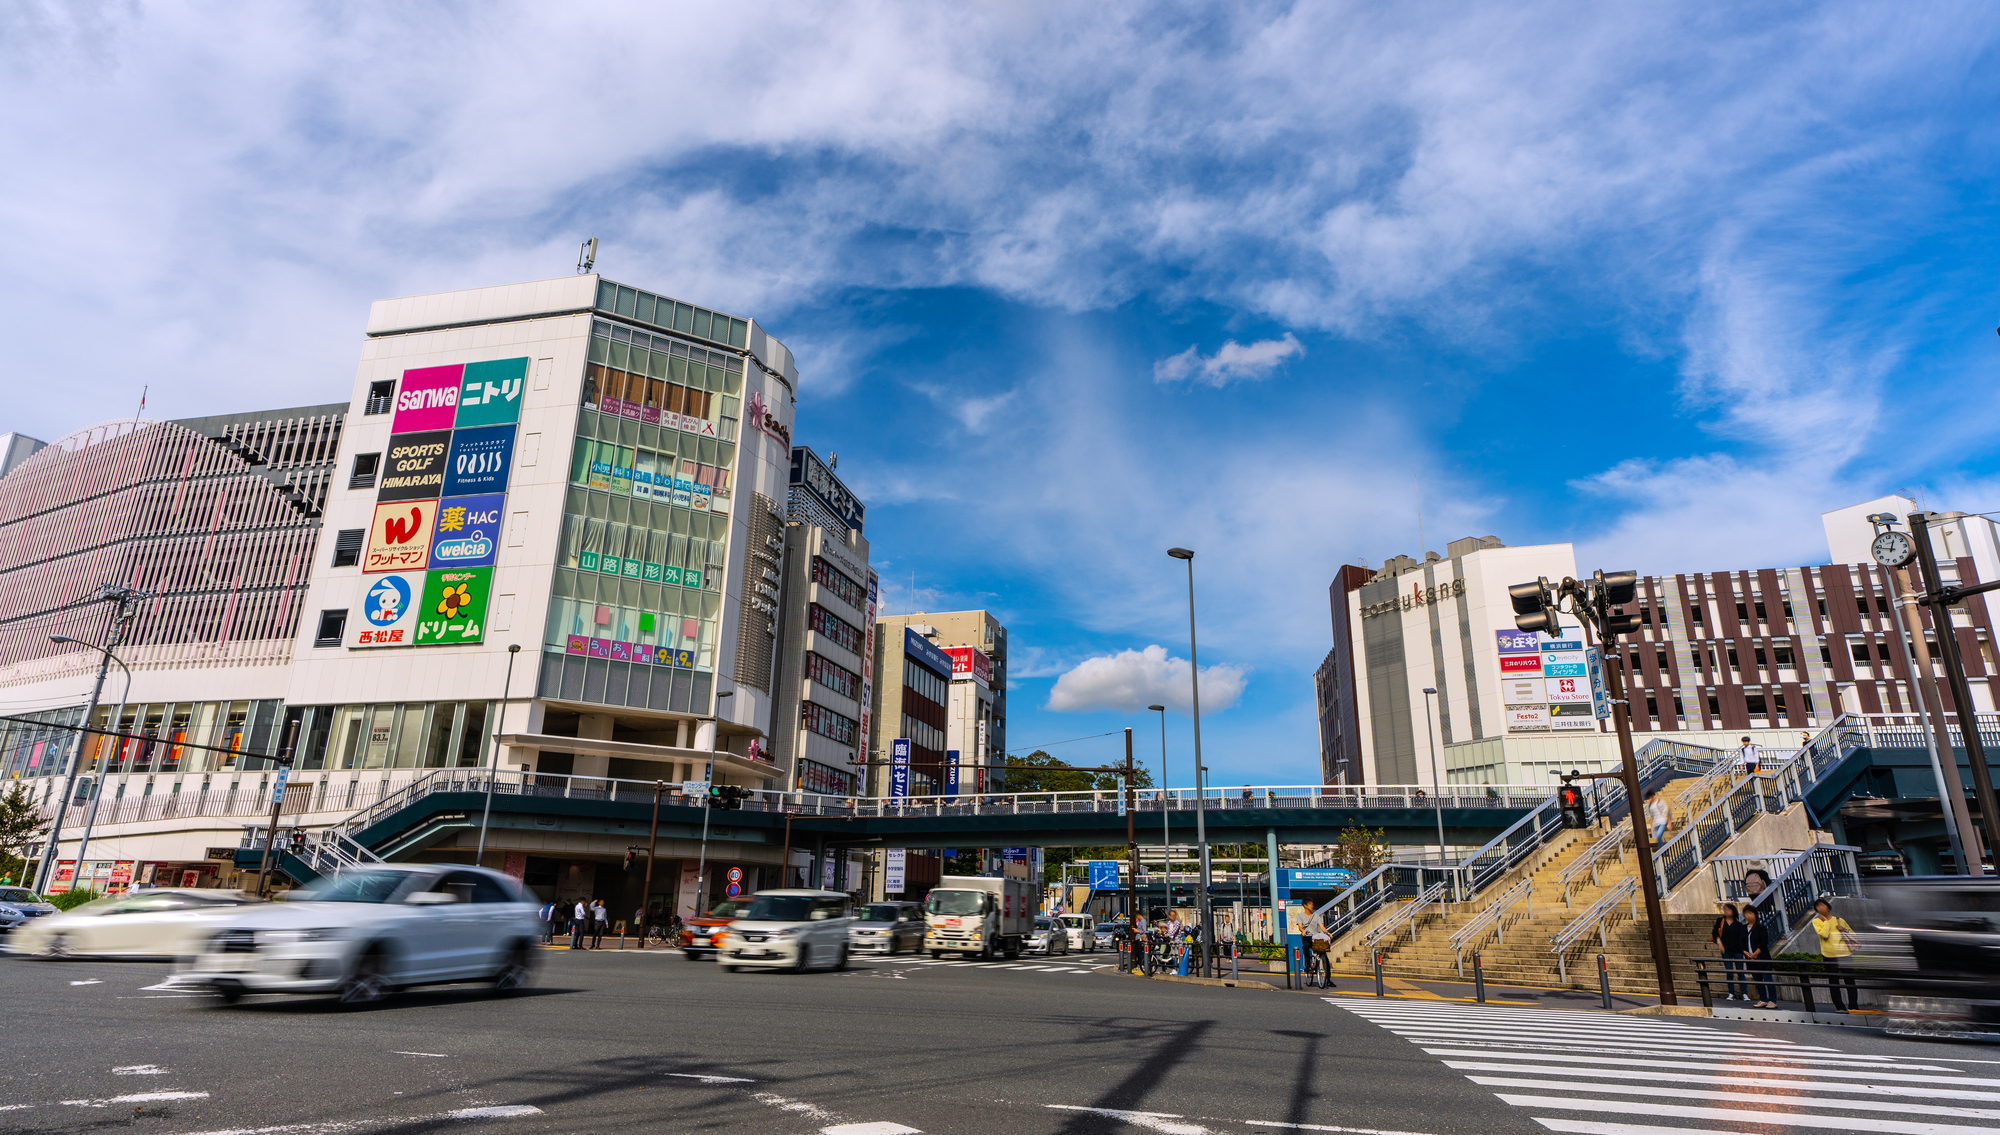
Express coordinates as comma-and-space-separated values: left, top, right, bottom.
49, 889, 102, 911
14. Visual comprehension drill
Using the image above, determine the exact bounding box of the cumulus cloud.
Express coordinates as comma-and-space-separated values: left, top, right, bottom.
1154, 334, 1304, 387
1046, 645, 1247, 714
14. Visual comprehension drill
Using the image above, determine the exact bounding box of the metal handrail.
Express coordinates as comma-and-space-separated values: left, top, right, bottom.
1448, 877, 1534, 975
1741, 843, 1862, 942
1557, 821, 1631, 905
1551, 876, 1638, 981
1363, 881, 1447, 951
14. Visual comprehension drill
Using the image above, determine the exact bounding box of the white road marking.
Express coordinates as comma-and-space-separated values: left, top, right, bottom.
112, 1065, 168, 1075
821, 1124, 921, 1135
63, 1091, 210, 1107
70, 979, 102, 986
393, 1052, 450, 1058
1244, 1122, 1441, 1135
754, 1092, 836, 1120
1046, 1104, 1211, 1134
667, 1073, 755, 1084
446, 1106, 543, 1118
1500, 1093, 1993, 1134
1471, 1077, 2000, 1120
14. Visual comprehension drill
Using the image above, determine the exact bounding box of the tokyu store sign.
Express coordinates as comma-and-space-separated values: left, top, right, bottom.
1498, 630, 1598, 732
351, 357, 525, 649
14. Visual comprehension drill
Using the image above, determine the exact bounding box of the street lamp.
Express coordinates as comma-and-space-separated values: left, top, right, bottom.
35, 585, 149, 895
475, 644, 522, 865
1148, 704, 1168, 903
1421, 687, 1446, 869
693, 689, 734, 917
51, 635, 132, 870
1166, 546, 1214, 977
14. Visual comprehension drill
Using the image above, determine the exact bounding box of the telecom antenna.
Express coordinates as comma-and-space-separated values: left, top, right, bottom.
576, 237, 598, 275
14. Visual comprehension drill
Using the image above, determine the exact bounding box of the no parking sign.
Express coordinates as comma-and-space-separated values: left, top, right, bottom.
726, 866, 743, 897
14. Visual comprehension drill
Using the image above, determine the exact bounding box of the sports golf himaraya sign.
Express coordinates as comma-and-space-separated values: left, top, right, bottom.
350, 358, 524, 649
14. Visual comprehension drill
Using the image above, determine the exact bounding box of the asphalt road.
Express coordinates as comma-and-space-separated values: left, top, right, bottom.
1, 949, 1990, 1135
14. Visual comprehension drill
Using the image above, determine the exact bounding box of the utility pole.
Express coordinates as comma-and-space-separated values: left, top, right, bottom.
1511, 570, 1676, 1004
475, 644, 522, 866
1909, 513, 2000, 870
640, 780, 664, 945
1125, 727, 1141, 977
253, 718, 303, 898
35, 585, 149, 895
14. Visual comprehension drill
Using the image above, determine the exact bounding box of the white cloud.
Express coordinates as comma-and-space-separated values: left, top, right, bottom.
1046, 645, 1247, 715
1153, 334, 1304, 387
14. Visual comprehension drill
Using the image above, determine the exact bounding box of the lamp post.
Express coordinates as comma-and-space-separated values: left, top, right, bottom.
53, 635, 132, 871
35, 585, 148, 895
1422, 687, 1447, 870
475, 644, 522, 866
1148, 703, 1169, 911
693, 689, 733, 917
1166, 546, 1214, 977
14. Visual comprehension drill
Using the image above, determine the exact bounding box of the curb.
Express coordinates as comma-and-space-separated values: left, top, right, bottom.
1125, 971, 1276, 990
1619, 1004, 1711, 1017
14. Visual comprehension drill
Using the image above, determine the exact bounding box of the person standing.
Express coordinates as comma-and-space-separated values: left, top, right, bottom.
1745, 906, 1777, 1008
591, 899, 608, 948
1713, 905, 1748, 1000
1736, 736, 1760, 778
571, 898, 588, 950
539, 900, 556, 945
1810, 898, 1859, 1012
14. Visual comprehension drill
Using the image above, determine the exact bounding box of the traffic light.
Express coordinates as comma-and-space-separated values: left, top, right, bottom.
1557, 780, 1590, 828
1598, 569, 1643, 638
623, 849, 636, 872
709, 785, 749, 811
1509, 578, 1560, 635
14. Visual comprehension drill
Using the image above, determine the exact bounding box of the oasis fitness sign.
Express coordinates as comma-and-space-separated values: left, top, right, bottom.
349, 358, 525, 649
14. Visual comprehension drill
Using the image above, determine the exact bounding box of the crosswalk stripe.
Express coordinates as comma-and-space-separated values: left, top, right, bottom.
1495, 1093, 1997, 1135
1467, 1076, 2000, 1120
1330, 998, 1986, 1135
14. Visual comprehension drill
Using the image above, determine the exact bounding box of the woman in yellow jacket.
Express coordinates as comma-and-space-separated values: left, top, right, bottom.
1810, 898, 1859, 1012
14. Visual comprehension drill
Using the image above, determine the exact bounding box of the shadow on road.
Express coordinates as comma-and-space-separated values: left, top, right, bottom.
1052, 1017, 1215, 1134
1270, 1029, 1324, 1127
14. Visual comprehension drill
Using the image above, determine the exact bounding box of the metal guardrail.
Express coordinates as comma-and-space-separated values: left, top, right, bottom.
1740, 843, 1862, 946
1363, 880, 1447, 951
1448, 877, 1533, 976
1551, 876, 1637, 982
1558, 823, 1631, 906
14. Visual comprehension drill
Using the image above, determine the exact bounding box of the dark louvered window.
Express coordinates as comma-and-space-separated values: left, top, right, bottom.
331, 528, 364, 567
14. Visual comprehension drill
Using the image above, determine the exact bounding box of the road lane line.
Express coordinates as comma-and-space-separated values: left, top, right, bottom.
820, 1124, 921, 1134
62, 1091, 210, 1107
1467, 1077, 2000, 1120
1244, 1121, 1442, 1135
1453, 1065, 2000, 1103
1045, 1104, 1211, 1134
667, 1073, 755, 1084
446, 1106, 542, 1118
1495, 1093, 1995, 1134
391, 1052, 450, 1058
112, 1065, 168, 1075
1436, 1055, 1985, 1085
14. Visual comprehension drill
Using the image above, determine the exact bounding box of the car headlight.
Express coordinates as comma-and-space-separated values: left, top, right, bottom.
258, 928, 344, 946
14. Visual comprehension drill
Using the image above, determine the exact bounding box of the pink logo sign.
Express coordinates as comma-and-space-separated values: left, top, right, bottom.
393, 365, 463, 433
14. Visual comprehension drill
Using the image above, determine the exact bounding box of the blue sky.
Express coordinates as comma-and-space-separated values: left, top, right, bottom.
4, 3, 2000, 786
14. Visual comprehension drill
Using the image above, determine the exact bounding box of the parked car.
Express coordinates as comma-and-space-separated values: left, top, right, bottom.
8, 888, 256, 959
717, 890, 854, 972
172, 866, 540, 1005
1058, 913, 1097, 952
849, 901, 925, 955
1094, 921, 1126, 950
0, 887, 58, 937
681, 900, 748, 961
1027, 916, 1070, 956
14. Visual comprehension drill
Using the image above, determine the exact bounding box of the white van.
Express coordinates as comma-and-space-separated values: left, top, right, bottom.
1058, 912, 1097, 952
717, 889, 854, 972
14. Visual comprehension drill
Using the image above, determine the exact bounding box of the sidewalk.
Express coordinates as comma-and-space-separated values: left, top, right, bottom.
1152, 960, 1664, 1011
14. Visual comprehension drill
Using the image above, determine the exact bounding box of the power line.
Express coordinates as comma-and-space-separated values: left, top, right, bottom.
1002, 730, 1124, 757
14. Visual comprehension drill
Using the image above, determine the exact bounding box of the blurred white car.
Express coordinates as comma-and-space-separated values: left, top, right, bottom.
8, 889, 256, 959
173, 866, 541, 1004
0, 886, 58, 936
717, 890, 853, 972
1059, 913, 1097, 952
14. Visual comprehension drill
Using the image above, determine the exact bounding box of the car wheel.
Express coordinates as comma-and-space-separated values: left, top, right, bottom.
338, 948, 390, 1006
794, 947, 810, 974
491, 942, 536, 994
682, 950, 700, 961
721, 965, 739, 973
215, 985, 243, 1005
833, 945, 848, 971
41, 934, 72, 959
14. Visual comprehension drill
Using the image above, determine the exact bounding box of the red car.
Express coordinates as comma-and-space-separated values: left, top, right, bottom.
681, 901, 747, 960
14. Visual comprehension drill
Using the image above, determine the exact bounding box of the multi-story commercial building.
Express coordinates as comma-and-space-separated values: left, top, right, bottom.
769, 446, 874, 800
1315, 497, 2000, 791
0, 432, 47, 478
2, 272, 812, 917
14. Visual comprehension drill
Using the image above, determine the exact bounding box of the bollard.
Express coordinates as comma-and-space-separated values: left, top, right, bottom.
1474, 953, 1486, 1004
1374, 950, 1385, 997
1598, 954, 1613, 1011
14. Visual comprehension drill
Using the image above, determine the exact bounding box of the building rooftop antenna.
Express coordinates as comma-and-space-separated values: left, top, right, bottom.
576, 237, 598, 275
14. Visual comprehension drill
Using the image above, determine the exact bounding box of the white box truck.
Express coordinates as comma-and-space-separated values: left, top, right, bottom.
923, 875, 1035, 959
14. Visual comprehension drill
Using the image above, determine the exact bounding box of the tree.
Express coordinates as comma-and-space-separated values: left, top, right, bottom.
0, 784, 48, 887
999, 750, 1154, 794
1330, 824, 1391, 876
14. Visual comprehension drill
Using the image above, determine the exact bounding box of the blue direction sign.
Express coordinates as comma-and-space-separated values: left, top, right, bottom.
1280, 868, 1355, 891
1587, 647, 1611, 719
1087, 860, 1121, 890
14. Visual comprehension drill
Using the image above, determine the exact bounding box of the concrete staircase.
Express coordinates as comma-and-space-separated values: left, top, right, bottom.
1352, 775, 1757, 994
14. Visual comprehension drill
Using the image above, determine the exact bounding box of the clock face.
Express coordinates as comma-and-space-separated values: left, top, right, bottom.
1872, 530, 1915, 568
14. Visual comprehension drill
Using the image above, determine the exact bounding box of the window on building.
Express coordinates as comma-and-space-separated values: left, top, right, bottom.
1876, 643, 1894, 661
1802, 693, 1815, 719
364, 380, 394, 415
1772, 645, 1794, 667
1689, 606, 1703, 624
1707, 695, 1721, 717
810, 557, 866, 609
807, 604, 863, 654
801, 702, 858, 746
1817, 597, 1827, 617
1773, 692, 1788, 719
349, 452, 380, 490
1754, 602, 1767, 622
804, 652, 860, 700
1876, 596, 1891, 614
1736, 602, 1749, 622
905, 661, 947, 707
1639, 607, 1653, 626
1753, 647, 1767, 667
1645, 695, 1659, 720
331, 528, 364, 568
1673, 696, 1685, 719
313, 610, 347, 647
1656, 648, 1669, 672
1690, 650, 1704, 672
1727, 648, 1740, 670
1745, 693, 1768, 718
1821, 645, 1833, 664
1857, 596, 1872, 616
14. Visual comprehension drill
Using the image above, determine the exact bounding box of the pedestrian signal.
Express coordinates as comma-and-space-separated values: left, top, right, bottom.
1557, 783, 1590, 828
